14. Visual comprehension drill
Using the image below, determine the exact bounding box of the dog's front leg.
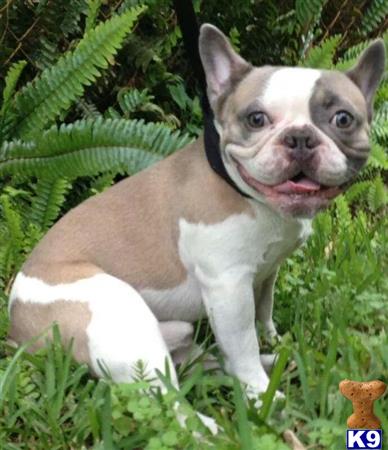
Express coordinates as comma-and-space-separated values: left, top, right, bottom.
197, 266, 270, 398
255, 270, 280, 340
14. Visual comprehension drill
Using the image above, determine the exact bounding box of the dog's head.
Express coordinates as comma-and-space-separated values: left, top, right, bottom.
199, 24, 385, 217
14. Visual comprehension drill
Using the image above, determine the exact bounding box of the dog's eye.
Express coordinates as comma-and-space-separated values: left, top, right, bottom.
333, 110, 354, 129
246, 111, 268, 129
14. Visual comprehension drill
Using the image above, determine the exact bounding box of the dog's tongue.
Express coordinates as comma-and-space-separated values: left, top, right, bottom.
273, 177, 321, 194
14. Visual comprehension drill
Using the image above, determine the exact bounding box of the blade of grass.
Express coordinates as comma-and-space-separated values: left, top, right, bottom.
294, 351, 316, 418
180, 363, 204, 397
260, 346, 291, 421
0, 331, 47, 409
374, 402, 388, 435
233, 377, 253, 450
319, 328, 338, 417
99, 381, 116, 450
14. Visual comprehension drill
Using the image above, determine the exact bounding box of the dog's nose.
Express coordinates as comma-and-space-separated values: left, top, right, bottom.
282, 126, 320, 160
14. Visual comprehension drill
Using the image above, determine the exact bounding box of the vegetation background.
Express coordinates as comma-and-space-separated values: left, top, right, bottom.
0, 0, 387, 448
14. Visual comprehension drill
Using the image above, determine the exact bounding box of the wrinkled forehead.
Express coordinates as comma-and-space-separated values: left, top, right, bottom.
262, 67, 321, 116
229, 66, 367, 121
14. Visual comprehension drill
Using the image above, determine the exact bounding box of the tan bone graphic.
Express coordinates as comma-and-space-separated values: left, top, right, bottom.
339, 379, 387, 429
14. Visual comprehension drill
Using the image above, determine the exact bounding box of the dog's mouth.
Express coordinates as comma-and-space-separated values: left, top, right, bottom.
235, 162, 343, 201
270, 172, 341, 197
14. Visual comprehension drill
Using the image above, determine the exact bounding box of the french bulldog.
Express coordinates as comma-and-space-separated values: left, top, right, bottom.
8, 24, 385, 424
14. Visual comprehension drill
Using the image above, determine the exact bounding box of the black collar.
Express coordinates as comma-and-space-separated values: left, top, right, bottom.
203, 109, 251, 198
172, 0, 250, 199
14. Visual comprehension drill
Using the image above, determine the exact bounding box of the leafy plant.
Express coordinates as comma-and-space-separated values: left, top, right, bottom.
0, 118, 190, 179
0, 1, 387, 449
2, 5, 147, 141
0, 4, 192, 286
360, 0, 388, 37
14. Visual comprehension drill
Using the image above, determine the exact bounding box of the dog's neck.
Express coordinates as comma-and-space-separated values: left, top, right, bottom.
203, 112, 251, 198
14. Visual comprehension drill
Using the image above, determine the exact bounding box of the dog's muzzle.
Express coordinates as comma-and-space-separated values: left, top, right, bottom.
280, 125, 321, 162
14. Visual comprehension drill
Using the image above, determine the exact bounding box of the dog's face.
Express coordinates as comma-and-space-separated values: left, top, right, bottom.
199, 25, 385, 217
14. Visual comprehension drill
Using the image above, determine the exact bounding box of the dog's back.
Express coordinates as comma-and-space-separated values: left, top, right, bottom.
8, 138, 252, 361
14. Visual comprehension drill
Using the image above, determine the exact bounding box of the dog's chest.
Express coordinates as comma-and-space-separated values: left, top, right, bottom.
141, 204, 311, 322
179, 206, 311, 281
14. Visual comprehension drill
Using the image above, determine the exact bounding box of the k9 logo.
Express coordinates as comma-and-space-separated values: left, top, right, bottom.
346, 430, 382, 449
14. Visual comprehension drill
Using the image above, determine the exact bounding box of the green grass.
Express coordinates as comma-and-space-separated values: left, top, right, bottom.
0, 199, 387, 449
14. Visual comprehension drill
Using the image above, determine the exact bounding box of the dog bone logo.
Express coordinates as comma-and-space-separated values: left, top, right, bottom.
339, 379, 387, 429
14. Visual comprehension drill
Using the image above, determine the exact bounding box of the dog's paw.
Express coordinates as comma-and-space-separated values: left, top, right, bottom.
261, 323, 282, 348
175, 401, 219, 437
249, 387, 285, 409
260, 353, 277, 373
246, 383, 268, 408
266, 330, 281, 346
262, 319, 280, 340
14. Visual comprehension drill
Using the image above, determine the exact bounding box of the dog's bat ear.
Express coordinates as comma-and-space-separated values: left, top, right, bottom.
199, 24, 251, 111
346, 39, 386, 121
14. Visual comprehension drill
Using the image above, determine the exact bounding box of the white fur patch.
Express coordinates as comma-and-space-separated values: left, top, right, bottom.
139, 204, 310, 324
263, 68, 321, 123
10, 272, 176, 385
178, 204, 311, 285
10, 273, 106, 307
138, 208, 310, 327
177, 208, 310, 395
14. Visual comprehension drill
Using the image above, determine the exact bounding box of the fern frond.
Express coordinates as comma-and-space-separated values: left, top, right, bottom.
9, 5, 146, 140
0, 195, 24, 254
368, 143, 388, 170
30, 178, 71, 231
0, 239, 15, 286
371, 97, 388, 144
85, 0, 103, 33
359, 0, 388, 37
302, 35, 341, 68
336, 32, 388, 71
61, 0, 88, 36
0, 118, 191, 179
344, 181, 371, 204
118, 88, 154, 116
295, 0, 326, 27
89, 172, 116, 194
335, 41, 371, 71
367, 176, 387, 211
0, 61, 27, 117
334, 196, 351, 228
77, 99, 101, 119
371, 123, 388, 144
0, 61, 27, 142
125, 34, 158, 72
34, 36, 62, 70
375, 79, 388, 107
375, 100, 388, 119
117, 88, 179, 127
31, 1, 88, 70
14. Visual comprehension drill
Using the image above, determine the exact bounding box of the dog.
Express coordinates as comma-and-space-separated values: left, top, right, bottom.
8, 23, 385, 423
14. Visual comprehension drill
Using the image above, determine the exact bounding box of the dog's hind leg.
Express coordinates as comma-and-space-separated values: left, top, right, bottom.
88, 284, 218, 435
79, 273, 179, 388
10, 270, 178, 388
9, 270, 218, 434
